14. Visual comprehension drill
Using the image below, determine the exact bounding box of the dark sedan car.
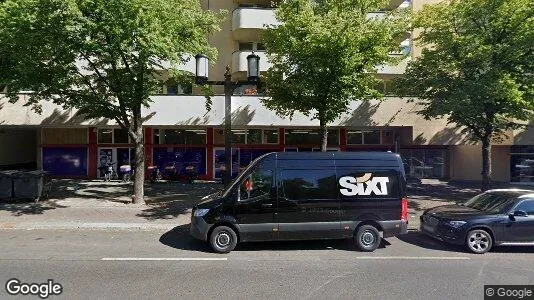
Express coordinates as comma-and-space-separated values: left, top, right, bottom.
420, 189, 534, 254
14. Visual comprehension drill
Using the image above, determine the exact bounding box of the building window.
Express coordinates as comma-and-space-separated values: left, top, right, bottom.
98, 129, 113, 144
247, 129, 263, 144
256, 43, 266, 51
511, 146, 534, 183
165, 82, 192, 95
347, 130, 381, 145
161, 129, 206, 145
214, 129, 279, 145
114, 129, 129, 144
400, 149, 446, 179
285, 129, 339, 146
264, 130, 279, 144
239, 42, 254, 51
231, 130, 247, 144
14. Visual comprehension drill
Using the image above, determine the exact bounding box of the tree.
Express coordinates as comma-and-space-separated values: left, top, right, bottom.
395, 0, 534, 190
0, 0, 223, 203
262, 0, 409, 151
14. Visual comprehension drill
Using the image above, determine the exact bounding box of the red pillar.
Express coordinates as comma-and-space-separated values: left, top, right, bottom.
144, 128, 153, 179
340, 128, 347, 152
206, 127, 214, 180
278, 128, 285, 152
88, 127, 98, 179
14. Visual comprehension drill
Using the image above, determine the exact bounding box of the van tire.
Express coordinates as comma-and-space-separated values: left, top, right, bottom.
355, 225, 381, 252
209, 226, 238, 254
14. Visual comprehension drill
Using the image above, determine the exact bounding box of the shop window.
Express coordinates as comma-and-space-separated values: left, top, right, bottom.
285, 129, 339, 145
347, 130, 381, 145
400, 149, 446, 179
114, 129, 129, 144
264, 130, 279, 144
232, 130, 247, 144
510, 146, 534, 183
98, 129, 113, 144
153, 129, 160, 144
163, 129, 206, 145
247, 129, 263, 144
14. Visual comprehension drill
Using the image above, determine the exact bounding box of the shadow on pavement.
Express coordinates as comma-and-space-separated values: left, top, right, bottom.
160, 225, 392, 253
398, 231, 534, 254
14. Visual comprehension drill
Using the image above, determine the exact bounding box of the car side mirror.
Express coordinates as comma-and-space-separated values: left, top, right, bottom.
513, 210, 528, 217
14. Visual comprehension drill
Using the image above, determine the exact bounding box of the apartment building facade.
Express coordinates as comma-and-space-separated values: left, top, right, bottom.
0, 0, 533, 183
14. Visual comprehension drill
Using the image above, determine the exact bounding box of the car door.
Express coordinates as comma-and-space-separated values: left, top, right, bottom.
277, 158, 341, 240
506, 199, 534, 242
233, 159, 277, 242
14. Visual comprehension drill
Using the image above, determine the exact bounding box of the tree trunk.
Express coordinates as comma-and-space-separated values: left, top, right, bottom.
481, 136, 492, 191
132, 116, 145, 204
319, 118, 328, 152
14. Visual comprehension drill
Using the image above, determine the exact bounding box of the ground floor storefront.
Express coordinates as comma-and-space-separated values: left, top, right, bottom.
3, 126, 531, 183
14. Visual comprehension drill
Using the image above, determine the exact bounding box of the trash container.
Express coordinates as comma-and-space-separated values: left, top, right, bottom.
12, 170, 52, 201
0, 170, 19, 200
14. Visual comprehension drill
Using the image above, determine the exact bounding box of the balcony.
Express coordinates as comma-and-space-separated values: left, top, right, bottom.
232, 7, 280, 41
232, 51, 271, 74
376, 54, 411, 75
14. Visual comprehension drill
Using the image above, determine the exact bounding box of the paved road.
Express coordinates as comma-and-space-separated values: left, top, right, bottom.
1, 228, 533, 300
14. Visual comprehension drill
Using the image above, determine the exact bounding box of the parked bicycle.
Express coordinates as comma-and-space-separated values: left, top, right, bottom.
119, 164, 134, 183
147, 165, 162, 183
99, 162, 117, 182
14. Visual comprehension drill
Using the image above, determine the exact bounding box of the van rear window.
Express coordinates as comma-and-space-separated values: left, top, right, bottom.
281, 169, 337, 200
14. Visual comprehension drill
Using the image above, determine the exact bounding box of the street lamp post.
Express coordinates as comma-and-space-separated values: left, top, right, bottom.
195, 52, 261, 186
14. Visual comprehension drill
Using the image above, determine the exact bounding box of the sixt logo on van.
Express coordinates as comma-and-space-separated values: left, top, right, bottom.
339, 173, 389, 196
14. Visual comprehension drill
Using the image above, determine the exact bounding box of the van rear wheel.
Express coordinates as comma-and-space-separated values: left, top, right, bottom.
209, 226, 238, 254
355, 225, 381, 252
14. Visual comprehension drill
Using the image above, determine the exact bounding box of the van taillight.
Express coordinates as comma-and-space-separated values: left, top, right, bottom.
401, 198, 409, 222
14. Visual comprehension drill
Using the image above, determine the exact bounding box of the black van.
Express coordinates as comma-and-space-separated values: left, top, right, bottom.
190, 152, 409, 253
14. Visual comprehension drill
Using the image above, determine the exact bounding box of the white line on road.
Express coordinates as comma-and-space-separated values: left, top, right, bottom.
354, 256, 470, 260
101, 257, 228, 261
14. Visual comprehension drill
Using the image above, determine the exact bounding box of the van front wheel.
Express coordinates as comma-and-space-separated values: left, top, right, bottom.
355, 225, 381, 252
209, 226, 238, 254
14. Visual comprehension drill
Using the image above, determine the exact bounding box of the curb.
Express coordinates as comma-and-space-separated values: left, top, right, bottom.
0, 222, 180, 231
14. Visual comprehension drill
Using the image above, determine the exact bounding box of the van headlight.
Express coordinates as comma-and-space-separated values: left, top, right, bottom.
447, 220, 466, 228
193, 208, 210, 217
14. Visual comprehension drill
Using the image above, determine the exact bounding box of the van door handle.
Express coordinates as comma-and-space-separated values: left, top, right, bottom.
261, 203, 273, 208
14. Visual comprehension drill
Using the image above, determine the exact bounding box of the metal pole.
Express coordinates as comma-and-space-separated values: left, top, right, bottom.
224, 66, 233, 186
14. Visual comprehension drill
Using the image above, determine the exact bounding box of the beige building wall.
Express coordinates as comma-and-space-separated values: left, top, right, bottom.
449, 145, 511, 182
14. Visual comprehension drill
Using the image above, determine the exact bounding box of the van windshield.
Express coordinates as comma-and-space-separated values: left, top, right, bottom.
221, 154, 270, 198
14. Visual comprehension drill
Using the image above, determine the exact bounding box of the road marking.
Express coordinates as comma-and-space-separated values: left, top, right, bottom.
354, 256, 470, 260
101, 257, 228, 261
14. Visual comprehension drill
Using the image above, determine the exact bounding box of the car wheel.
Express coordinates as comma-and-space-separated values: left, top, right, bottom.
466, 229, 493, 254
209, 226, 238, 254
355, 225, 381, 252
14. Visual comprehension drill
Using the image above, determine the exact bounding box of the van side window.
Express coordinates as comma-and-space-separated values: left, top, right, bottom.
281, 169, 337, 200
239, 169, 273, 201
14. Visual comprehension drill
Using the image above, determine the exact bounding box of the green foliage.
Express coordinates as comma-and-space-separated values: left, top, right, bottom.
0, 0, 223, 133
395, 0, 534, 141
262, 0, 409, 144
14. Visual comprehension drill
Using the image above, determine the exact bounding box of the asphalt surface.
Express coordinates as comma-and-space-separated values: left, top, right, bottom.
1, 228, 534, 300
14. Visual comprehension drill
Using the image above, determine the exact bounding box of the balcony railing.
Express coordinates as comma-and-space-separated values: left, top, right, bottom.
232, 7, 280, 40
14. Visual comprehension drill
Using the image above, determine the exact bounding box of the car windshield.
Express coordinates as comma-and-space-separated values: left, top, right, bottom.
464, 192, 519, 214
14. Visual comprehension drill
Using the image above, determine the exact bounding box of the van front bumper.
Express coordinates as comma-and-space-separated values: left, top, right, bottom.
190, 216, 211, 242
379, 220, 408, 238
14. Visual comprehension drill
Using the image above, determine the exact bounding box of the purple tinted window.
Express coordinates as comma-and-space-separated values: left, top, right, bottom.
43, 147, 88, 176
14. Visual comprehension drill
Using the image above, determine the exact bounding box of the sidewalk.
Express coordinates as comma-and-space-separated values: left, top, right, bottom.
0, 180, 222, 231
1, 179, 531, 232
